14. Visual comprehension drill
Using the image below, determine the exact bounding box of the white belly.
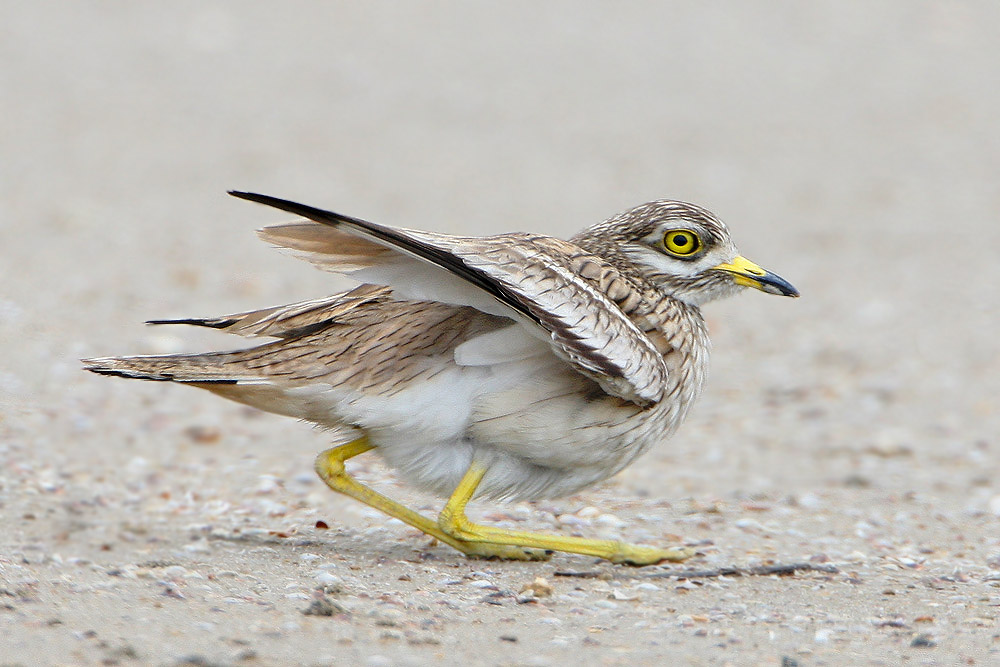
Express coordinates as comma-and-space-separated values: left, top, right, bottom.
338, 356, 695, 501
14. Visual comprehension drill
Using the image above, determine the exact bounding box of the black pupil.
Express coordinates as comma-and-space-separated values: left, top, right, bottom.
673, 234, 689, 248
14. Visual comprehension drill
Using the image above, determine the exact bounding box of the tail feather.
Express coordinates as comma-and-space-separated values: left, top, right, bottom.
144, 284, 391, 339
145, 316, 241, 331
82, 353, 256, 384
82, 352, 344, 424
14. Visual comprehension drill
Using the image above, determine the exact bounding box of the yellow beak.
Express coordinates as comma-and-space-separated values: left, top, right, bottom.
713, 256, 799, 297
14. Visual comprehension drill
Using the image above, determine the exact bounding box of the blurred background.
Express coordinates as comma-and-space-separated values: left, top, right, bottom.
4, 1, 998, 470
3, 0, 998, 506
3, 3, 1000, 663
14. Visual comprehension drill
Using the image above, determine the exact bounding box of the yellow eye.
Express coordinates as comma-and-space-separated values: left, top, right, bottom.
662, 229, 701, 257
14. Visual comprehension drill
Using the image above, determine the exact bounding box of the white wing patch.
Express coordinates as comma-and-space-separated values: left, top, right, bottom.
260, 222, 515, 318
453, 325, 550, 367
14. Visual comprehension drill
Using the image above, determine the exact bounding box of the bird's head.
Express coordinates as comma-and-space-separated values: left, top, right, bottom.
574, 200, 799, 306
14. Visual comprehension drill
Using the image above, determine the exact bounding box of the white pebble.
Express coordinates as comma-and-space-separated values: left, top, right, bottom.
734, 518, 765, 532
595, 513, 625, 528
182, 543, 211, 554
556, 514, 589, 527
315, 572, 343, 587
799, 493, 823, 509
611, 589, 640, 601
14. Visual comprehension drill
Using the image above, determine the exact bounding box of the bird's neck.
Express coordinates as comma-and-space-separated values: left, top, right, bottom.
569, 253, 708, 352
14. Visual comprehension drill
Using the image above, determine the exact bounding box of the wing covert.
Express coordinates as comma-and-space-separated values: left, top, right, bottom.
231, 192, 668, 406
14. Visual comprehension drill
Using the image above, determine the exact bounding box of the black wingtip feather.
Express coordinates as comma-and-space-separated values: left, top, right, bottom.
228, 191, 367, 228
84, 365, 239, 384
228, 191, 540, 326
84, 367, 172, 381
230, 192, 546, 330
146, 318, 239, 329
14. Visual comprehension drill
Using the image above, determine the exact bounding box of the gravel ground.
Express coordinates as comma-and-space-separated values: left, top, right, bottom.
3, 3, 999, 665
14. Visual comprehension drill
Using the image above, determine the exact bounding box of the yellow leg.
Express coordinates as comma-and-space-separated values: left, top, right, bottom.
438, 462, 694, 566
314, 437, 548, 561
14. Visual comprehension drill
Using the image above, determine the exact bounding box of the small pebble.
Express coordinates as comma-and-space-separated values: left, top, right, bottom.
734, 518, 765, 532
184, 425, 221, 444
315, 572, 345, 594
301, 596, 346, 617
610, 589, 639, 601
594, 513, 625, 528
519, 577, 554, 598
556, 514, 589, 527
798, 493, 823, 509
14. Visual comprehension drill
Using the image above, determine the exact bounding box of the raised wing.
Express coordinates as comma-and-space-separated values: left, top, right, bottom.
230, 191, 668, 406
257, 220, 512, 317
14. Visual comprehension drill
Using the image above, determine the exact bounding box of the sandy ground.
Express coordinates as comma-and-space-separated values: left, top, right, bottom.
3, 3, 1000, 665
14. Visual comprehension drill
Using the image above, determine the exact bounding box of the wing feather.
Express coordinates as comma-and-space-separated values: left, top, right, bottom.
147, 284, 391, 339
230, 191, 668, 405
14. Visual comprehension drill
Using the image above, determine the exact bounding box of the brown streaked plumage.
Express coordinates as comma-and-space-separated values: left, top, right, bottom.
84, 192, 798, 565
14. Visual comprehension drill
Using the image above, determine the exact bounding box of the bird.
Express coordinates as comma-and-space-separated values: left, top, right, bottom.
83, 192, 798, 565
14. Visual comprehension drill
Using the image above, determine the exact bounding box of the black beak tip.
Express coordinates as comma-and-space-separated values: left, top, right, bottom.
761, 272, 800, 298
